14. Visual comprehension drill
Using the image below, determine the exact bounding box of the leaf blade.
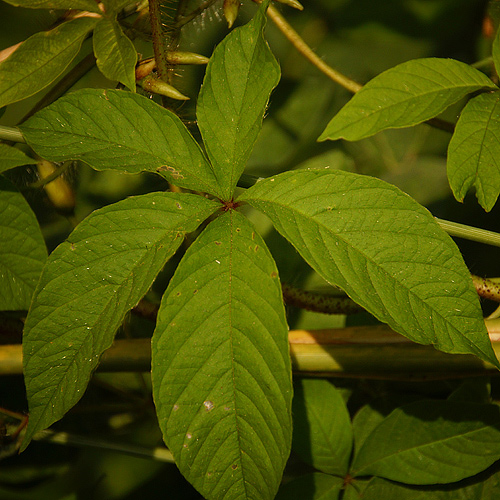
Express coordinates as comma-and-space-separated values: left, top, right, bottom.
20, 89, 222, 196
152, 210, 292, 500
196, 0, 280, 198
447, 92, 500, 211
239, 169, 497, 366
2, 0, 100, 11
0, 144, 35, 173
93, 18, 137, 91
0, 176, 47, 310
0, 17, 98, 108
319, 58, 497, 142
22, 193, 219, 449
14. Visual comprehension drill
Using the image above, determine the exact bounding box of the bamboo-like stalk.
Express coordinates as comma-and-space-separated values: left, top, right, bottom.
3, 321, 500, 378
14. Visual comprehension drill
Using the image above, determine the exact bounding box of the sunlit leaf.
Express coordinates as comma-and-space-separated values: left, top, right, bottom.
196, 0, 280, 199
0, 176, 47, 310
22, 193, 219, 450
20, 89, 222, 196
447, 92, 500, 211
152, 210, 292, 500
319, 58, 497, 142
239, 168, 498, 366
0, 17, 99, 108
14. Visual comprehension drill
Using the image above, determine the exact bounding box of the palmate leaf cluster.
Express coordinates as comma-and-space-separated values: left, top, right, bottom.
1, 0, 500, 499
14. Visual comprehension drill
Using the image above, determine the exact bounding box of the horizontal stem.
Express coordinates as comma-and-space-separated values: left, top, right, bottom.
0, 125, 25, 143
436, 218, 500, 248
3, 322, 500, 378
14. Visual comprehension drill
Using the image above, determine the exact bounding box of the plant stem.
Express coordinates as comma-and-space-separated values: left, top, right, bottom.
28, 161, 73, 189
148, 0, 169, 81
436, 218, 500, 248
267, 4, 362, 94
472, 275, 500, 302
0, 125, 25, 143
175, 0, 219, 29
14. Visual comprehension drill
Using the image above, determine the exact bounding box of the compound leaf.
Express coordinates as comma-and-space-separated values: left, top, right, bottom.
319, 58, 497, 142
351, 400, 500, 484
152, 210, 292, 500
22, 193, 219, 450
293, 379, 352, 475
0, 17, 98, 108
93, 18, 137, 91
239, 169, 497, 366
196, 0, 280, 199
20, 89, 222, 197
447, 92, 500, 212
0, 176, 47, 310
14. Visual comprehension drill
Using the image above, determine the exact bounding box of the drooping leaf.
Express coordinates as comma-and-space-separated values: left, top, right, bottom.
93, 18, 137, 91
0, 143, 34, 173
292, 379, 352, 475
20, 89, 222, 197
351, 400, 500, 484
22, 193, 219, 450
239, 169, 498, 366
275, 473, 344, 500
447, 92, 500, 212
2, 0, 99, 11
0, 176, 47, 310
196, 0, 280, 199
0, 17, 99, 108
319, 58, 497, 142
152, 210, 292, 500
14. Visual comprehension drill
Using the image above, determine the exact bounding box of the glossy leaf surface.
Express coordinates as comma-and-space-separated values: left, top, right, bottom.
22, 193, 219, 449
152, 210, 292, 500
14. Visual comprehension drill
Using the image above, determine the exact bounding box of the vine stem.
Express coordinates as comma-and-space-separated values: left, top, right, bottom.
472, 275, 500, 302
148, 0, 169, 81
436, 218, 500, 248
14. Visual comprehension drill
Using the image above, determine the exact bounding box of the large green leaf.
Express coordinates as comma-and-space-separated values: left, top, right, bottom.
20, 89, 222, 197
196, 0, 280, 199
319, 58, 497, 142
0, 176, 47, 310
22, 193, 219, 450
93, 18, 137, 91
351, 400, 500, 484
0, 17, 98, 108
239, 169, 497, 366
275, 473, 344, 500
447, 92, 500, 212
0, 144, 34, 173
152, 210, 292, 500
2, 0, 99, 11
292, 379, 352, 475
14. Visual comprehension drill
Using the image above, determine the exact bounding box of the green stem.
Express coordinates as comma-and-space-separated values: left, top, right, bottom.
436, 218, 500, 248
28, 161, 73, 189
0, 125, 25, 143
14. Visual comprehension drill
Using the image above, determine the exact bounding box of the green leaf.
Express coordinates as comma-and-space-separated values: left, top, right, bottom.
319, 58, 497, 142
93, 18, 137, 91
0, 176, 47, 310
152, 210, 292, 500
0, 143, 34, 173
275, 473, 344, 500
351, 400, 500, 484
2, 0, 100, 11
0, 17, 99, 108
20, 89, 222, 197
196, 0, 280, 199
292, 379, 352, 475
239, 169, 497, 366
22, 193, 219, 450
447, 92, 500, 212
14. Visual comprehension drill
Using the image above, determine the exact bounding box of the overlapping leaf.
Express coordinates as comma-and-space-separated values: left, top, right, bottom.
275, 473, 344, 500
319, 58, 497, 142
351, 400, 500, 484
22, 193, 219, 449
0, 177, 47, 310
239, 168, 497, 366
0, 17, 99, 108
2, 0, 99, 11
93, 18, 137, 91
20, 89, 222, 196
196, 0, 280, 198
293, 379, 352, 475
447, 92, 500, 212
152, 210, 292, 500
0, 144, 34, 173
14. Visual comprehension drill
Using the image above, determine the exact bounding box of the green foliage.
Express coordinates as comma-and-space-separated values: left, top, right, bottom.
2, 0, 500, 499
